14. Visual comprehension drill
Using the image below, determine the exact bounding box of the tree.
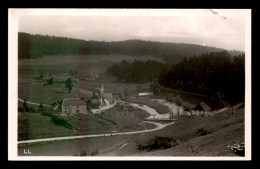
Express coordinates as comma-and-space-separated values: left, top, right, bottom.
107, 60, 165, 83
65, 78, 73, 93
38, 102, 44, 112
158, 52, 245, 104
174, 97, 182, 122
47, 77, 53, 85
124, 88, 128, 99
22, 99, 29, 112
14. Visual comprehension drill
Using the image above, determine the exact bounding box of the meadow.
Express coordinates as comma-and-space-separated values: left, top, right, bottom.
18, 54, 161, 141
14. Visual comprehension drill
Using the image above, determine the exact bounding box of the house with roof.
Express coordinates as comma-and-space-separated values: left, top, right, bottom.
89, 85, 114, 107
191, 102, 211, 116
61, 98, 87, 114
115, 103, 135, 119
90, 92, 102, 105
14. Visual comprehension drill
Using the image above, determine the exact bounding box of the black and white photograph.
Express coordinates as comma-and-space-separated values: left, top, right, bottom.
8, 9, 251, 160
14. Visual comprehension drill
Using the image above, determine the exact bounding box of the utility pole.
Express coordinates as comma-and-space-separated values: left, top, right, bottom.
171, 108, 174, 121
177, 106, 180, 122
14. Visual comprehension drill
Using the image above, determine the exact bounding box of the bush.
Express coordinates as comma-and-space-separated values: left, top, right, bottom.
18, 106, 23, 112
194, 127, 211, 136
51, 115, 72, 129
41, 111, 53, 117
79, 150, 88, 156
47, 77, 53, 85
137, 136, 178, 151
90, 150, 98, 156
28, 107, 38, 113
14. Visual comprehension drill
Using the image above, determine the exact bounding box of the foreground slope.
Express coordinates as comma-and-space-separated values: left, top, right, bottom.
106, 105, 244, 156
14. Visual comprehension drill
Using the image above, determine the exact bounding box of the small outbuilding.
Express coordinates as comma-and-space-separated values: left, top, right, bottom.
191, 102, 211, 116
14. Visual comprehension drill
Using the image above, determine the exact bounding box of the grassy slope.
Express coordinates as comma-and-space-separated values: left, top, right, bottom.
107, 106, 244, 156
64, 109, 155, 135
18, 55, 158, 141
18, 55, 155, 105
18, 134, 136, 156
18, 113, 75, 140
18, 108, 155, 140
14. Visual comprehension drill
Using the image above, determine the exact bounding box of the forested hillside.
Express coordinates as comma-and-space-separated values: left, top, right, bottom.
107, 60, 166, 83
159, 51, 245, 103
18, 32, 242, 64
107, 51, 245, 103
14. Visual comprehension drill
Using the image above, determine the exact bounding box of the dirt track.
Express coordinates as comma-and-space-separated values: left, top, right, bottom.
18, 121, 175, 144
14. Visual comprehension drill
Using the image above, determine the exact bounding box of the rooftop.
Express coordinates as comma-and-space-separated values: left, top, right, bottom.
91, 93, 101, 100
79, 89, 93, 100
192, 102, 211, 111
62, 98, 86, 107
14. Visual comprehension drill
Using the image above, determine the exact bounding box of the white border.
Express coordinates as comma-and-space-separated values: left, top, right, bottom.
8, 8, 251, 161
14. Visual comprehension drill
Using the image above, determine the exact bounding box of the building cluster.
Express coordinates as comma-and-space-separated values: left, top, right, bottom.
60, 85, 113, 114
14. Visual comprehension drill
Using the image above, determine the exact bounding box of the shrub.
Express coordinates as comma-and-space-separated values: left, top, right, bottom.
51, 115, 72, 129
90, 150, 98, 156
28, 107, 37, 113
194, 127, 211, 136
79, 150, 88, 156
137, 136, 178, 151
47, 77, 53, 85
41, 111, 53, 117
18, 106, 23, 112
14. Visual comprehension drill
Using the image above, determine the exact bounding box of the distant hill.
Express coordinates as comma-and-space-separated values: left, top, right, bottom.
18, 32, 243, 64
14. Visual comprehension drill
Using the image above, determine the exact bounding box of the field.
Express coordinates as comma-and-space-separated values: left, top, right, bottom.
18, 112, 75, 141
18, 54, 161, 141
18, 106, 155, 141
18, 54, 160, 104
18, 134, 136, 156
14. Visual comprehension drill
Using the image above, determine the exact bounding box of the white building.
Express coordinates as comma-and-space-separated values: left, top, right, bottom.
61, 98, 87, 114
138, 92, 153, 97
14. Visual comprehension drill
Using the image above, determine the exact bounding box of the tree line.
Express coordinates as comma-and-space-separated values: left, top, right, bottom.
108, 51, 245, 104
107, 60, 166, 83
18, 32, 242, 64
158, 51, 245, 103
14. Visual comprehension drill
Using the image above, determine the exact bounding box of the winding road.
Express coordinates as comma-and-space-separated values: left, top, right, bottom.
92, 99, 117, 114
18, 121, 175, 144
128, 102, 173, 120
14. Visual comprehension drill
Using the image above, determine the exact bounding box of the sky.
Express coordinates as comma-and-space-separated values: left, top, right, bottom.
19, 14, 245, 51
